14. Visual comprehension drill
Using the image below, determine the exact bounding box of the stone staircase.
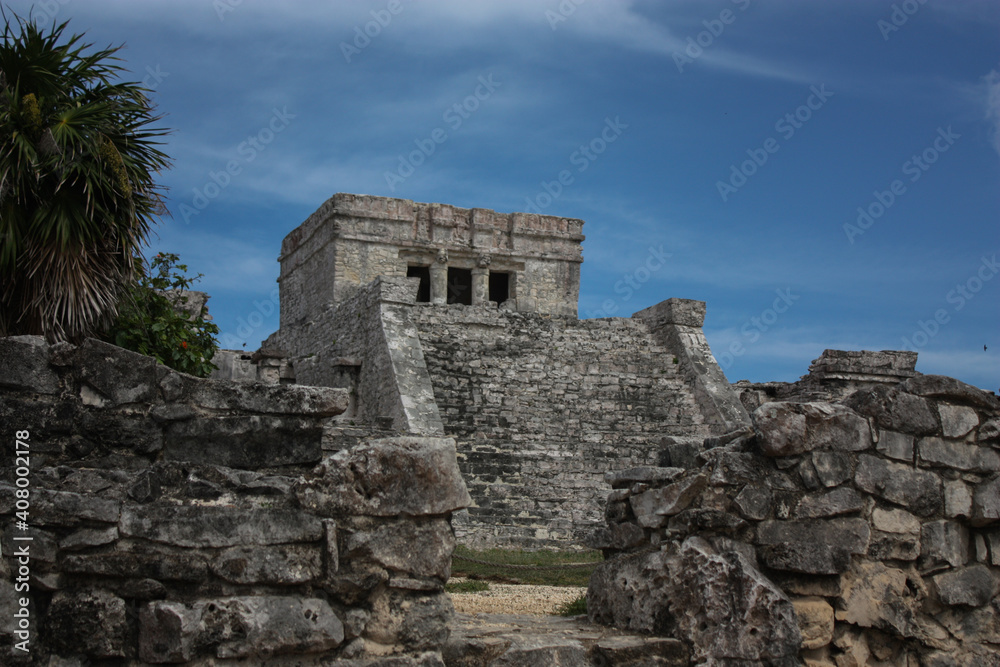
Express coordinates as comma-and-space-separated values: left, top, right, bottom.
414, 307, 714, 548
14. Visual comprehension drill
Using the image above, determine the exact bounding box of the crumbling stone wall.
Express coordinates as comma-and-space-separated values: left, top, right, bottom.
736, 348, 922, 409
589, 372, 1000, 665
415, 298, 750, 550
0, 336, 470, 665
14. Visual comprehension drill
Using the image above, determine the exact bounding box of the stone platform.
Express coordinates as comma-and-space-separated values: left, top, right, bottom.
444, 613, 688, 666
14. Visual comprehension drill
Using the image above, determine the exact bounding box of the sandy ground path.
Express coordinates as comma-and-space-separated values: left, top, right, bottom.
447, 579, 587, 616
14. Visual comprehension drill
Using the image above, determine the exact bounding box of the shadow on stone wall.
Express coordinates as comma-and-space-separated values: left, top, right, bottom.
0, 336, 470, 665
589, 373, 1000, 665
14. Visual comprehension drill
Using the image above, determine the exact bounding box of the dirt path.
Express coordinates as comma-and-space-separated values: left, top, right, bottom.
447, 580, 587, 616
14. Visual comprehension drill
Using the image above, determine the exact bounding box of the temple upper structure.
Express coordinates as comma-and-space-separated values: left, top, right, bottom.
276, 193, 585, 339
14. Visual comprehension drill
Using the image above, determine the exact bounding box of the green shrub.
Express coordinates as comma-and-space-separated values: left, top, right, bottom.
104, 252, 219, 377
445, 580, 490, 594
555, 594, 587, 616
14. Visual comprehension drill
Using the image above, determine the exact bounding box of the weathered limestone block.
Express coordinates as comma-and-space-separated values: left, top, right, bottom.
986, 531, 1000, 566
345, 519, 454, 580
844, 385, 938, 436
901, 374, 1000, 412
62, 551, 208, 581
936, 604, 1000, 644
46, 589, 129, 658
629, 474, 707, 528
945, 480, 973, 519
591, 636, 689, 666
933, 565, 995, 607
875, 429, 914, 461
733, 483, 772, 521
920, 520, 970, 570
0, 335, 60, 393
164, 415, 324, 468
589, 540, 801, 664
140, 596, 344, 662
210, 544, 323, 584
938, 404, 980, 438
708, 451, 796, 489
190, 379, 349, 417
980, 418, 1000, 444
120, 505, 324, 548
811, 451, 853, 487
296, 437, 471, 517
872, 507, 921, 535
754, 402, 871, 457
854, 454, 942, 516
587, 549, 675, 635
793, 596, 835, 650
586, 521, 646, 551
74, 338, 160, 406
668, 538, 802, 665
477, 638, 588, 666
972, 476, 1000, 526
793, 487, 864, 519
23, 487, 121, 527
667, 508, 747, 535
835, 561, 923, 637
658, 436, 703, 470
869, 507, 922, 561
756, 518, 870, 574
919, 436, 1000, 473
59, 526, 119, 550
365, 588, 453, 651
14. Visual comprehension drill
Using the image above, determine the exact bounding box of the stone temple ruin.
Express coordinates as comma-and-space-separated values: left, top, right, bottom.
255, 193, 751, 549
1, 193, 998, 664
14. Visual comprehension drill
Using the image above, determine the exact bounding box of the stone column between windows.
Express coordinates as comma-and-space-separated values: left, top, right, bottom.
429, 264, 448, 305
471, 267, 489, 306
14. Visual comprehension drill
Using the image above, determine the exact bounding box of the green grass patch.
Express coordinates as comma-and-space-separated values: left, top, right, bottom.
555, 593, 588, 616
445, 580, 490, 594
451, 545, 602, 587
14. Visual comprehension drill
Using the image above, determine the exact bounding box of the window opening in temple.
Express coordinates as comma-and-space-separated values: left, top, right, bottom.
447, 267, 472, 305
489, 271, 510, 305
407, 265, 431, 303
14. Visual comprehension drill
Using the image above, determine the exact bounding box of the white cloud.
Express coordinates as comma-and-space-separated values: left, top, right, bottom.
985, 67, 1000, 157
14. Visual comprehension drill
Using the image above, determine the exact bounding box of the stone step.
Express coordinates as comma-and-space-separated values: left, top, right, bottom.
444, 613, 688, 666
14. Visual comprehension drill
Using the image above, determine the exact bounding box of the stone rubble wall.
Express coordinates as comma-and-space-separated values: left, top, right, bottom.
588, 373, 1000, 666
413, 299, 750, 550
0, 336, 470, 665
736, 348, 922, 410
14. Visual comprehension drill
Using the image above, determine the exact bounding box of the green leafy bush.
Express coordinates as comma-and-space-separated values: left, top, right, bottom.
444, 580, 490, 594
555, 594, 587, 617
104, 252, 219, 377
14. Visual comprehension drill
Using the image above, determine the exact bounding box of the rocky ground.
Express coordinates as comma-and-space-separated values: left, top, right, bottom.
447, 579, 586, 615
445, 613, 689, 666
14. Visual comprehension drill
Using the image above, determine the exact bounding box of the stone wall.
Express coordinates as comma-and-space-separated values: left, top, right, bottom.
0, 336, 470, 665
414, 299, 749, 550
588, 373, 1000, 665
736, 348, 922, 410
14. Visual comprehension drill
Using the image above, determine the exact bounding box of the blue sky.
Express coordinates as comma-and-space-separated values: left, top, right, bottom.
9, 0, 999, 390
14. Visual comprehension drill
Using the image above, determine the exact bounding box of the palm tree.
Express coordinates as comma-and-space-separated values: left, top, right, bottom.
0, 11, 170, 342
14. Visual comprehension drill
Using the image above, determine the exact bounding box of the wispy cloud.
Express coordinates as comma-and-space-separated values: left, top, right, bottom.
985, 66, 1000, 157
